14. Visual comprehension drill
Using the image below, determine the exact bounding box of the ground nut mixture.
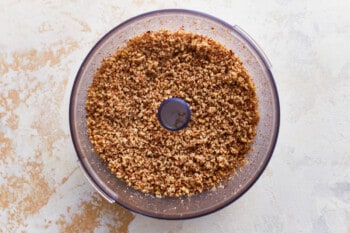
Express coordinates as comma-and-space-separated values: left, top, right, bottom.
86, 30, 259, 197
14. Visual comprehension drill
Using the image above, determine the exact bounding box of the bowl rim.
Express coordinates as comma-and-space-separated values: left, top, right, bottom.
69, 8, 280, 219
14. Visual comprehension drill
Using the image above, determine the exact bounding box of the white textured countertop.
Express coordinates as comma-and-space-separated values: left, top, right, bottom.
1, 1, 349, 232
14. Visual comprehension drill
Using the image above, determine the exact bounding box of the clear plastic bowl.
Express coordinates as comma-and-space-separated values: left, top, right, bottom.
69, 9, 280, 219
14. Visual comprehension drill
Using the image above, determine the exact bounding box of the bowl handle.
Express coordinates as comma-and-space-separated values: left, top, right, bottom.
233, 25, 272, 69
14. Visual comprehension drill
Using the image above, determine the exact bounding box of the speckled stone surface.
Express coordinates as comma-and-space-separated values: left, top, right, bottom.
1, 1, 349, 232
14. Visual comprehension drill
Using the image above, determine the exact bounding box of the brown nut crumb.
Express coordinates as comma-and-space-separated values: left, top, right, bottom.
86, 30, 259, 198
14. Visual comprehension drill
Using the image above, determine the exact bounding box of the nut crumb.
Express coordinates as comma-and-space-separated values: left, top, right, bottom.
86, 30, 259, 197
